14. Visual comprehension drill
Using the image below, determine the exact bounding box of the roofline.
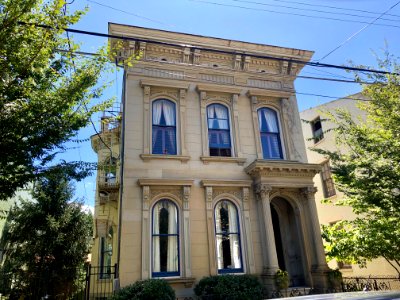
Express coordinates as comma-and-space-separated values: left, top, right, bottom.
108, 22, 314, 61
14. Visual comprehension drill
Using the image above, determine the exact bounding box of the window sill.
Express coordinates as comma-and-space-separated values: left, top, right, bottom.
163, 277, 196, 288
200, 156, 246, 165
140, 154, 190, 163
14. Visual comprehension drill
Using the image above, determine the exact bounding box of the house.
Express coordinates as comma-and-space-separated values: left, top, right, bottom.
90, 23, 330, 298
300, 94, 398, 277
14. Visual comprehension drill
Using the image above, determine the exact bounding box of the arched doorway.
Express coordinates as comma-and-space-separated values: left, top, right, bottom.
271, 197, 306, 287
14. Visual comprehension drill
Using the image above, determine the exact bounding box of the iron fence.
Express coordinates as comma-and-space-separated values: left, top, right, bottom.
0, 264, 117, 300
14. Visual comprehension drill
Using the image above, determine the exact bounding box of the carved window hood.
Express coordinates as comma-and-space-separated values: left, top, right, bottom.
140, 79, 189, 90
247, 88, 293, 99
201, 179, 252, 188
197, 83, 242, 95
245, 159, 321, 180
138, 178, 194, 186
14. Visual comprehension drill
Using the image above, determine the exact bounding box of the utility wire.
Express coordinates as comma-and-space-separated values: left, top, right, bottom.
228, 0, 400, 23
86, 0, 175, 27
232, 0, 400, 19
18, 21, 398, 76
188, 0, 400, 29
318, 0, 400, 62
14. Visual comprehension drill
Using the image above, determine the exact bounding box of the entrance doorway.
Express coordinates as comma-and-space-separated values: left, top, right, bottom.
271, 197, 306, 287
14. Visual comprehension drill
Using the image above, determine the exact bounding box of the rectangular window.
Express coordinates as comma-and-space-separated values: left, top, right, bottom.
321, 161, 336, 198
207, 104, 232, 157
99, 237, 112, 279
311, 117, 324, 144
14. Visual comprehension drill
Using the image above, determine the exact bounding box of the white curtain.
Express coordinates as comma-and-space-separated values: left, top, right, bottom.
207, 105, 228, 129
153, 100, 163, 125
167, 203, 178, 272
216, 235, 224, 269
228, 203, 241, 269
152, 204, 160, 272
162, 100, 176, 126
259, 108, 278, 132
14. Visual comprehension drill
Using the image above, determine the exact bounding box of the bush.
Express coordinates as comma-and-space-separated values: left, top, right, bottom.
194, 274, 263, 300
111, 279, 175, 300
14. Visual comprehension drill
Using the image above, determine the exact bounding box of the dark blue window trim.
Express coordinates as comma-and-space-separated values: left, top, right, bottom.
151, 200, 180, 278
258, 107, 283, 159
207, 104, 232, 157
214, 200, 243, 274
152, 99, 177, 155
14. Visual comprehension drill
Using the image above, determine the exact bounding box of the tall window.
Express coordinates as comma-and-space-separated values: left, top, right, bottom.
207, 104, 232, 157
258, 108, 283, 159
152, 200, 179, 277
152, 99, 177, 155
321, 160, 336, 198
100, 227, 113, 279
214, 200, 242, 273
311, 117, 324, 144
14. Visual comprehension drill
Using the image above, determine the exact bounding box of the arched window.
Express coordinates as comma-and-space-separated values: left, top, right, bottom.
258, 108, 283, 159
207, 104, 231, 157
104, 157, 117, 184
152, 99, 177, 155
214, 200, 242, 273
152, 200, 179, 277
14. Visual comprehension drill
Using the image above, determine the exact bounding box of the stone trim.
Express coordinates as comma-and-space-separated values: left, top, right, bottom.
139, 180, 193, 280
201, 181, 254, 275
247, 88, 293, 98
245, 159, 321, 178
197, 83, 242, 94
141, 83, 188, 156
201, 179, 252, 187
140, 154, 190, 162
138, 179, 194, 186
140, 79, 189, 90
199, 156, 246, 165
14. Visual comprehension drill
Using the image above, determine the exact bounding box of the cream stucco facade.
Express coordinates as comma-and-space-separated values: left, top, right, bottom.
91, 24, 331, 298
300, 95, 398, 277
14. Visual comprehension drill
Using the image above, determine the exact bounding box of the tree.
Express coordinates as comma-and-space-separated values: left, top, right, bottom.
0, 167, 93, 299
0, 0, 112, 200
318, 53, 400, 276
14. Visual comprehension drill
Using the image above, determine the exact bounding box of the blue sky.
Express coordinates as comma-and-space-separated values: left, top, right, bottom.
62, 0, 400, 207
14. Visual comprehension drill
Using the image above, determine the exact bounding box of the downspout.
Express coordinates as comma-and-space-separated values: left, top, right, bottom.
115, 67, 126, 290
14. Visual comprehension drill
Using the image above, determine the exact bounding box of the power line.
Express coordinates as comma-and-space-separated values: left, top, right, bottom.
232, 0, 400, 19
228, 0, 400, 23
18, 21, 398, 76
86, 0, 176, 27
188, 0, 400, 29
318, 0, 400, 62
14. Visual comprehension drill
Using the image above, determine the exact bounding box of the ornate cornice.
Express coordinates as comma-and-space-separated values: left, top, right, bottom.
245, 159, 321, 179
138, 179, 193, 186
201, 179, 252, 187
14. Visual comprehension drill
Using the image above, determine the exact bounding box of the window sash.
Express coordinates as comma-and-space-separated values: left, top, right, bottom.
261, 132, 283, 159
152, 126, 177, 155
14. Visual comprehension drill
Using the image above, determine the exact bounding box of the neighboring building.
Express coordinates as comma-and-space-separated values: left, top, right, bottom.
300, 94, 398, 277
91, 23, 331, 298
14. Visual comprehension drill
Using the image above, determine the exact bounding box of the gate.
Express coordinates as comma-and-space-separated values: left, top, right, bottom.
79, 264, 118, 300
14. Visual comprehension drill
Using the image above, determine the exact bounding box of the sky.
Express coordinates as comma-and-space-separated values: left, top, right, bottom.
61, 0, 400, 208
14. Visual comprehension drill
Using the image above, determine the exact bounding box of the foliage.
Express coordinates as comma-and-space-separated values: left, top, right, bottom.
274, 269, 289, 290
194, 274, 263, 300
0, 0, 114, 200
111, 279, 175, 300
0, 167, 93, 299
316, 52, 400, 275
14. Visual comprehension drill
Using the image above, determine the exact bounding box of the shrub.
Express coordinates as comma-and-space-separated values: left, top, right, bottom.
194, 274, 263, 300
111, 279, 175, 300
274, 269, 289, 290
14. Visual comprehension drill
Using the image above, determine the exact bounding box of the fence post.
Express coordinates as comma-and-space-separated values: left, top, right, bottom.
85, 264, 91, 300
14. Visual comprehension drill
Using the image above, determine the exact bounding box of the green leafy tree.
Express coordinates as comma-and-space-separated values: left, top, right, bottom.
318, 53, 400, 276
0, 0, 113, 200
0, 166, 93, 299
